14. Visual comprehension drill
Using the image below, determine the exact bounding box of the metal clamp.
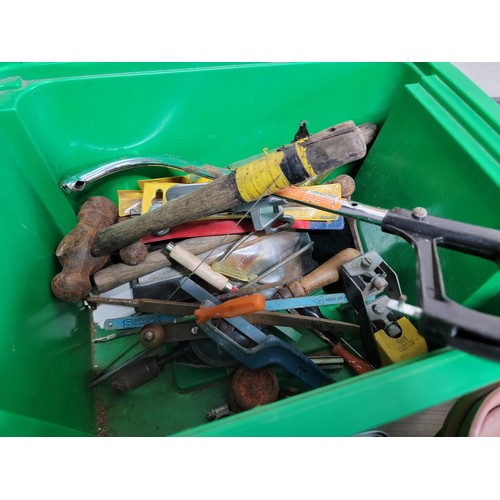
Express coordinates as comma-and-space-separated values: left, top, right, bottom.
234, 196, 294, 234
198, 319, 333, 389
340, 251, 403, 366
179, 277, 333, 388
275, 188, 500, 360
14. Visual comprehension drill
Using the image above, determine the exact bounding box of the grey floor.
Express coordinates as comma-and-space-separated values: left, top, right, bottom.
453, 62, 500, 100
377, 399, 456, 437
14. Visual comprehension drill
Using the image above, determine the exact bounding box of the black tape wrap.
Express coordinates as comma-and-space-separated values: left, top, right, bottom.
280, 146, 310, 185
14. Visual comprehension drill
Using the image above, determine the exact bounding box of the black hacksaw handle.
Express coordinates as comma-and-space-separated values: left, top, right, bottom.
382, 208, 500, 361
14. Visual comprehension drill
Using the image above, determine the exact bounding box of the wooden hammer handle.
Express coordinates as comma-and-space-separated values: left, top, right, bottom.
91, 121, 370, 257
92, 234, 242, 294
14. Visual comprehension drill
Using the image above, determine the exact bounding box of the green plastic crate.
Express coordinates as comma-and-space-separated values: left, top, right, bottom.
0, 62, 498, 437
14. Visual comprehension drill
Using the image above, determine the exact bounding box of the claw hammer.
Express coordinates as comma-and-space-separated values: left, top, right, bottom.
53, 121, 376, 302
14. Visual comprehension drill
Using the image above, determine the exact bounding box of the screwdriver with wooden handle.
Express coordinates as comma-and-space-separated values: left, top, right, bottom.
277, 247, 374, 374
282, 247, 361, 299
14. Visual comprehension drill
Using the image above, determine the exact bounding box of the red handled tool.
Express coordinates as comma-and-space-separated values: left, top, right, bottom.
312, 328, 373, 375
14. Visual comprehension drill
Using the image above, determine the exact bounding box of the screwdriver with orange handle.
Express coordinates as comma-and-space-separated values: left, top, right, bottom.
312, 328, 374, 375
177, 293, 266, 324
273, 247, 373, 375
94, 294, 267, 344
136, 294, 267, 348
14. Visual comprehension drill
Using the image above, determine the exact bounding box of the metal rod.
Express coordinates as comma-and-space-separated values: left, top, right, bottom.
387, 299, 423, 319
91, 338, 142, 379
217, 281, 286, 301
338, 337, 370, 362
60, 156, 222, 193
93, 329, 138, 343
275, 189, 388, 225
336, 199, 387, 224
216, 231, 256, 263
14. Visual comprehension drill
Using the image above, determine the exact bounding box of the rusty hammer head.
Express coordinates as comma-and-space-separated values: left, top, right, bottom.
51, 196, 117, 302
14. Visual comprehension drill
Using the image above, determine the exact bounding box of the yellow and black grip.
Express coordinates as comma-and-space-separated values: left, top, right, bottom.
91, 121, 375, 257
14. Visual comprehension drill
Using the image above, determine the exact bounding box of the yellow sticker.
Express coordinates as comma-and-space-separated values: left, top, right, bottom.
136, 176, 188, 191
276, 184, 343, 211
283, 183, 341, 220
374, 317, 428, 366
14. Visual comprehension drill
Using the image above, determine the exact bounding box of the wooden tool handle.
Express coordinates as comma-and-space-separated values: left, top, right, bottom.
91, 121, 371, 257
165, 243, 234, 292
92, 234, 242, 294
330, 341, 373, 375
119, 242, 148, 265
287, 247, 360, 297
116, 217, 148, 265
